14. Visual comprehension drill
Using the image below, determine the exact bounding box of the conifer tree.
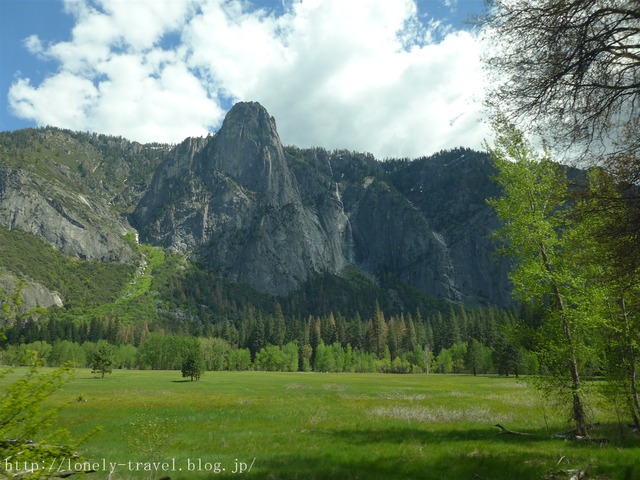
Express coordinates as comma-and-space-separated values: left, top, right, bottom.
387, 316, 401, 359
322, 312, 337, 345
272, 303, 286, 347
403, 313, 418, 353
249, 313, 265, 360
348, 313, 365, 350
91, 341, 114, 378
446, 306, 462, 348
372, 302, 387, 358
181, 348, 204, 381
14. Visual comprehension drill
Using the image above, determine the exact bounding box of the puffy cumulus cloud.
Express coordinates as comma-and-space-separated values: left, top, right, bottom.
9, 73, 98, 130
10, 0, 220, 143
58, 0, 196, 54
242, 14, 487, 158
89, 55, 222, 141
8, 0, 488, 157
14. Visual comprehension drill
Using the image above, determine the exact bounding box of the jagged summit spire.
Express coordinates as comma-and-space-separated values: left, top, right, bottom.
227, 100, 271, 117
203, 101, 292, 201
217, 101, 280, 145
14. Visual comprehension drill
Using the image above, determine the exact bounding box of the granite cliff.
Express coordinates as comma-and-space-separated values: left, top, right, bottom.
1, 102, 512, 308
133, 102, 349, 294
133, 102, 511, 304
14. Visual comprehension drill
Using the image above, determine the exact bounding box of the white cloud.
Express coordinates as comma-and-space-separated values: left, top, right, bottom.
9, 73, 98, 130
23, 35, 44, 55
8, 0, 489, 157
91, 56, 223, 141
97, 0, 196, 50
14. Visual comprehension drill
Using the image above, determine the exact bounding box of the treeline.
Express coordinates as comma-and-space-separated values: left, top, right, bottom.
2, 304, 538, 375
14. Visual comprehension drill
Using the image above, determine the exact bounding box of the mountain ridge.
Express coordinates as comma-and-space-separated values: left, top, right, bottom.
0, 102, 512, 312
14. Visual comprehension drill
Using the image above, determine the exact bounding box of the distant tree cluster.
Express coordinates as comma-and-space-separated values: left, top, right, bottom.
2, 302, 538, 376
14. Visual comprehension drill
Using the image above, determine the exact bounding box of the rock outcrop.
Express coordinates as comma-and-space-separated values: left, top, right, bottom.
0, 269, 64, 312
134, 102, 511, 305
0, 166, 136, 263
134, 102, 349, 294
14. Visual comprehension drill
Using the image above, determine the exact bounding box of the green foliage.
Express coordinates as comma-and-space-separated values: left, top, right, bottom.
313, 340, 335, 372
91, 341, 114, 378
198, 337, 230, 371
0, 127, 169, 214
572, 168, 640, 427
3, 303, 530, 376
137, 334, 203, 371
0, 225, 134, 308
128, 411, 177, 476
449, 342, 468, 374
487, 118, 605, 436
227, 348, 252, 371
181, 347, 205, 381
48, 340, 87, 368
0, 278, 25, 334
434, 348, 454, 373
255, 343, 298, 372
0, 363, 86, 479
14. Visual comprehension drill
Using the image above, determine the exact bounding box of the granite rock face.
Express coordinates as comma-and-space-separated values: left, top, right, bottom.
133, 102, 349, 294
134, 102, 512, 304
0, 166, 136, 263
0, 269, 64, 312
380, 151, 512, 305
1, 102, 512, 306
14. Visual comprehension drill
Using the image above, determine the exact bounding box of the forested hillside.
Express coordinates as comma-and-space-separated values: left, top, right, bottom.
2, 223, 533, 375
0, 118, 528, 376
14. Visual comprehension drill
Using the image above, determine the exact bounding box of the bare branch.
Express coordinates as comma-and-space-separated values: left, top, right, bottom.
482, 0, 640, 165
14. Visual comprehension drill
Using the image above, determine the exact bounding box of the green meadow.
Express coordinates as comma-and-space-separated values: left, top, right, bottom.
2, 369, 639, 480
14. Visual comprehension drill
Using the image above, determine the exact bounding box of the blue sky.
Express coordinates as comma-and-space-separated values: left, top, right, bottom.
0, 0, 489, 158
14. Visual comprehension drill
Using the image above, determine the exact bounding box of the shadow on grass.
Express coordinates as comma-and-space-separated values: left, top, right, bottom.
252, 452, 541, 480
168, 424, 639, 480
323, 423, 640, 448
186, 449, 555, 480
322, 425, 540, 445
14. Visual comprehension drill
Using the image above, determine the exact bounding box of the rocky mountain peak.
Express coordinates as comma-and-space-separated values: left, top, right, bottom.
200, 101, 294, 204
220, 101, 279, 139
133, 101, 348, 294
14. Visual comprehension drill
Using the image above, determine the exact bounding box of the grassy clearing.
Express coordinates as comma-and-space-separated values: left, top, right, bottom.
2, 369, 638, 479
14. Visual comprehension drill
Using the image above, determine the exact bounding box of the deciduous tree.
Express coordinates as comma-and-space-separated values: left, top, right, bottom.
482, 0, 640, 279
487, 119, 604, 437
181, 348, 204, 381
1, 292, 90, 479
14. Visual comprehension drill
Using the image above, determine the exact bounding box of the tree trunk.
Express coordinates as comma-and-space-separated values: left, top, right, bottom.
621, 297, 640, 431
561, 311, 589, 437
542, 243, 589, 437
560, 311, 588, 437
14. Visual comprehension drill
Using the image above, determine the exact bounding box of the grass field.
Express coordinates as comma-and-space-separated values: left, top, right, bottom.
2, 369, 639, 480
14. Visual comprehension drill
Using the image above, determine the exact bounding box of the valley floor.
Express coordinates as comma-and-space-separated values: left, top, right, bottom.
2, 369, 638, 479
